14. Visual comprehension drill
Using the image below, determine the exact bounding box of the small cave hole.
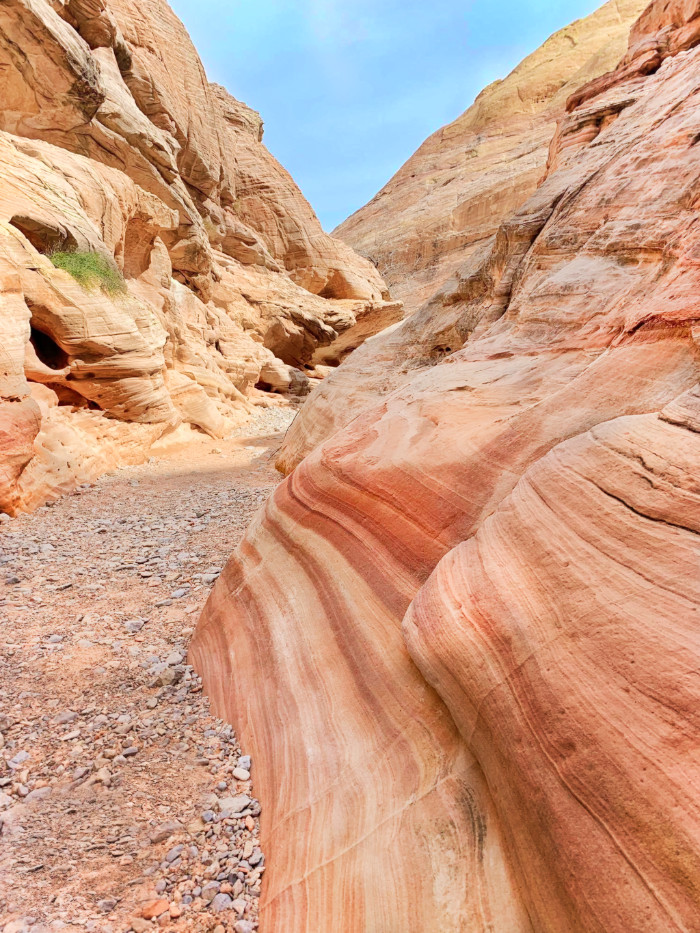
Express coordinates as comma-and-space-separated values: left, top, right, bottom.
30, 326, 69, 371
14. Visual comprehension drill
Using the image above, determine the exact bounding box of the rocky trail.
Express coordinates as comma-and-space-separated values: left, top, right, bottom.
0, 407, 296, 933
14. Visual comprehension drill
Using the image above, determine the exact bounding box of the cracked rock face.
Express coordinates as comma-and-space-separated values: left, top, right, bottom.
0, 0, 399, 515
193, 3, 700, 930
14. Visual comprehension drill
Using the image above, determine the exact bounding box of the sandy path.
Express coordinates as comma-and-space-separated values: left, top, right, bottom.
0, 412, 294, 933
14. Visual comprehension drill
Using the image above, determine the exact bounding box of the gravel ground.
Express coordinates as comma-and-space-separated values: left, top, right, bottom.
0, 409, 296, 933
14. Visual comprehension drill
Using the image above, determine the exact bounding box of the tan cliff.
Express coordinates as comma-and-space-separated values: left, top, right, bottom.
0, 0, 400, 514
193, 2, 700, 931
335, 0, 648, 313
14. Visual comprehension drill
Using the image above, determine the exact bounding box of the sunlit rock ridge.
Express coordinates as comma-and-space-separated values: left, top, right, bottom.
335, 0, 648, 314
0, 0, 399, 514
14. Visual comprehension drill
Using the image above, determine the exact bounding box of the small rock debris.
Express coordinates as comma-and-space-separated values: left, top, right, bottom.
0, 417, 295, 932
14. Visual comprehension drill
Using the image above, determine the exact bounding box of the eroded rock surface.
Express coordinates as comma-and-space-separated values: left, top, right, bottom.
335, 0, 647, 313
193, 3, 700, 930
0, 0, 398, 514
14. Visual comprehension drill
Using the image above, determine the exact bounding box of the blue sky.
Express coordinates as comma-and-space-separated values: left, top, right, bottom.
170, 0, 606, 230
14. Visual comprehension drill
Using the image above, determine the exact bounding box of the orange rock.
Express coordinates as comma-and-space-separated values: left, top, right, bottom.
193, 3, 700, 930
140, 899, 168, 920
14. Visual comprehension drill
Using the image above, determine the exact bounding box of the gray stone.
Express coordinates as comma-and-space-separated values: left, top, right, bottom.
201, 881, 220, 904
165, 844, 184, 863
233, 922, 254, 933
97, 898, 117, 913
53, 710, 78, 724
210, 893, 233, 913
249, 847, 263, 867
25, 786, 52, 802
8, 750, 29, 769
149, 820, 183, 844
218, 794, 251, 815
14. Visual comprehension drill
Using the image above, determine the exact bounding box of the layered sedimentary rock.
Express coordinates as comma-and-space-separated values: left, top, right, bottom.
0, 0, 398, 513
335, 0, 647, 313
193, 3, 700, 930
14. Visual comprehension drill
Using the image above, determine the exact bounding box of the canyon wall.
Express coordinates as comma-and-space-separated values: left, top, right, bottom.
0, 0, 399, 514
193, 2, 700, 931
335, 0, 648, 313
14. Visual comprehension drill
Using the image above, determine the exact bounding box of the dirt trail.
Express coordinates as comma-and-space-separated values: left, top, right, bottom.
0, 409, 295, 933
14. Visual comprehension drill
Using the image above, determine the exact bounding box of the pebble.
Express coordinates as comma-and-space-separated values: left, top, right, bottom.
210, 892, 233, 912
140, 898, 169, 919
8, 751, 29, 769
130, 920, 150, 933
165, 844, 184, 862
25, 786, 52, 802
219, 794, 251, 814
150, 821, 183, 844
53, 710, 78, 724
233, 922, 255, 933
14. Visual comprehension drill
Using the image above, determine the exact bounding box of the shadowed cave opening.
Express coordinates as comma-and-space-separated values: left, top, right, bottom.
29, 325, 69, 371
28, 326, 101, 410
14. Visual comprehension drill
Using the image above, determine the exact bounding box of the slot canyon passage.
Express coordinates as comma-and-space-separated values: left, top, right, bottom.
1, 0, 700, 931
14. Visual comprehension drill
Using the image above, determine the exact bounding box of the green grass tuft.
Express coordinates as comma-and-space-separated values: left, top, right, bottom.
49, 249, 126, 296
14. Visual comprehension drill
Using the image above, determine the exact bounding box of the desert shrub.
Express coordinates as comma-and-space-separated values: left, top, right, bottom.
49, 249, 126, 296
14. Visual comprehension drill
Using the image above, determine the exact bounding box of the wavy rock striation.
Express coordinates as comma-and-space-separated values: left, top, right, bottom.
335, 0, 647, 314
0, 0, 399, 513
193, 3, 700, 931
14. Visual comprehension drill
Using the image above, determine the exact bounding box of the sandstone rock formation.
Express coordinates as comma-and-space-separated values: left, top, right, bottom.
335, 0, 648, 313
193, 2, 700, 930
0, 0, 399, 514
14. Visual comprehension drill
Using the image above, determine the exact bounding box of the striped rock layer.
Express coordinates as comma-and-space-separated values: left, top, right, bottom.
192, 3, 700, 932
